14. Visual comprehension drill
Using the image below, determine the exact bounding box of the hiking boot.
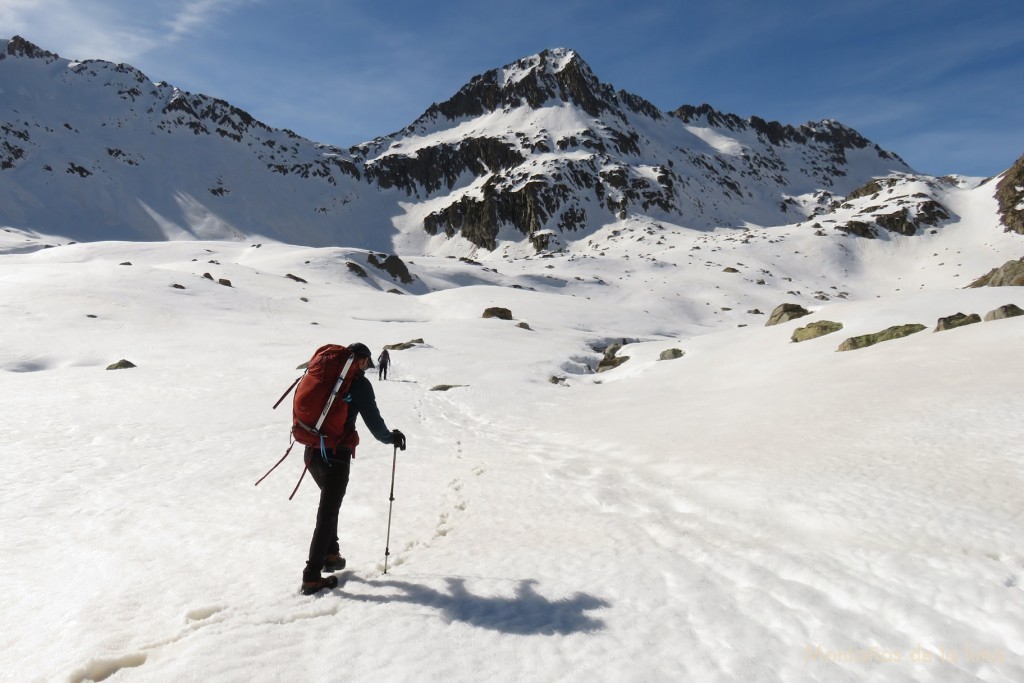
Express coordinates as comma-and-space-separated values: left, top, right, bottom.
323, 553, 346, 572
300, 575, 339, 596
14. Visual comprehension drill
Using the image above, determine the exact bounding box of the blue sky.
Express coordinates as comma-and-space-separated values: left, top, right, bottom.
3, 0, 1022, 177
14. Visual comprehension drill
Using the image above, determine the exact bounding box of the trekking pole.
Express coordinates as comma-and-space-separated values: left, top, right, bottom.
383, 444, 398, 574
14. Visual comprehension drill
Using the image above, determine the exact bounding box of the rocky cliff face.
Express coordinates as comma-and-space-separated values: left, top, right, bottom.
0, 37, 980, 254
995, 153, 1024, 235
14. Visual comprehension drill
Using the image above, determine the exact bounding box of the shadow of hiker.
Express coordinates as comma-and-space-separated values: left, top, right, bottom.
342, 575, 610, 635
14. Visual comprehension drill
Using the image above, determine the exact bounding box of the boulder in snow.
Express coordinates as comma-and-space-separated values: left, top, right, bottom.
837, 324, 926, 351
791, 320, 843, 343
766, 303, 811, 326
934, 313, 981, 332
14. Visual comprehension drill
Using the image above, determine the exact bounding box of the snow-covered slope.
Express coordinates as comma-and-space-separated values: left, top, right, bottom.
0, 37, 375, 247
1, 214, 1022, 681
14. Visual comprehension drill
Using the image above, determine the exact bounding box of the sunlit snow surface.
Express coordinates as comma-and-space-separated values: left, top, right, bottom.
1, 199, 1022, 681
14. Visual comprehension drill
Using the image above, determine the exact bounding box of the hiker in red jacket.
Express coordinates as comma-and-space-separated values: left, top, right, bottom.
301, 342, 406, 595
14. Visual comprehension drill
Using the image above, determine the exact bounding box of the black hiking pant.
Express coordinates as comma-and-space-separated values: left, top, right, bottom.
378, 363, 388, 381
303, 446, 352, 581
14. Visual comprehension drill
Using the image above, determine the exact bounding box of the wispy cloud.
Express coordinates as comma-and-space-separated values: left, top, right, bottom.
162, 0, 260, 43
2, 0, 146, 62
0, 0, 257, 63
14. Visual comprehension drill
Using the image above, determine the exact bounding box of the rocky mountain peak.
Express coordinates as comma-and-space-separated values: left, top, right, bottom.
416, 48, 619, 124
2, 36, 59, 62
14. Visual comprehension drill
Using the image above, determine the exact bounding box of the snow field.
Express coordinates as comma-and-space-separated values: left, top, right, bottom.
1, 213, 1022, 681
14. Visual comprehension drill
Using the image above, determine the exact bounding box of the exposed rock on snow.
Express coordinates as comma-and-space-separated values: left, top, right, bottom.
837, 323, 926, 351
934, 312, 981, 332
984, 303, 1024, 321
791, 320, 843, 342
482, 307, 513, 320
766, 303, 811, 326
367, 253, 414, 284
995, 152, 1024, 235
597, 342, 630, 372
968, 257, 1024, 287
384, 338, 425, 350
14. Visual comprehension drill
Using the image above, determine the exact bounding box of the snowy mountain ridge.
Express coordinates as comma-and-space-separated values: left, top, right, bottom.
0, 36, 948, 255
352, 46, 917, 252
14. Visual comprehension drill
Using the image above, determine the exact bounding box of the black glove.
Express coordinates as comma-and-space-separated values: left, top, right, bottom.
391, 429, 406, 451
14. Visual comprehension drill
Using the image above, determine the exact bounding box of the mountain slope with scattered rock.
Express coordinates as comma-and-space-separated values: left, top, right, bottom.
2, 35, 975, 257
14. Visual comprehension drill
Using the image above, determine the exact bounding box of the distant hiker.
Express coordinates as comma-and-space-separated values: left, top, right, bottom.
377, 348, 391, 381
300, 342, 406, 595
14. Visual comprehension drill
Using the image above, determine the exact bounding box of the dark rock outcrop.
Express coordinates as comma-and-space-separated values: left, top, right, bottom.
419, 49, 620, 123
4, 36, 59, 62
996, 153, 1024, 235
984, 303, 1024, 321
934, 312, 981, 332
597, 342, 630, 372
384, 338, 424, 350
766, 303, 811, 326
791, 320, 843, 342
837, 324, 926, 351
482, 307, 513, 320
836, 220, 876, 239
367, 253, 414, 284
